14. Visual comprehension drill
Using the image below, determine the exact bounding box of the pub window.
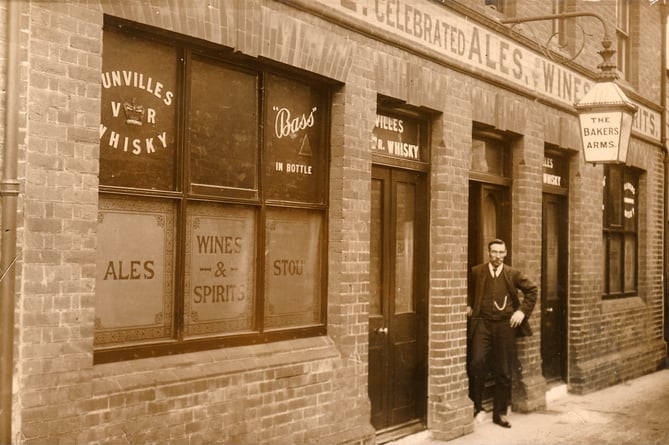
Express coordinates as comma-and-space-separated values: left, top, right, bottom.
616, 0, 630, 78
95, 19, 329, 362
602, 165, 639, 299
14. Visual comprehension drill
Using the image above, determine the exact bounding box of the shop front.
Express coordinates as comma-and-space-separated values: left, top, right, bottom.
2, 1, 666, 444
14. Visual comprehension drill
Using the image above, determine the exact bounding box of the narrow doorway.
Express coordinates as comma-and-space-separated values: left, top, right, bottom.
541, 193, 568, 383
369, 165, 428, 441
467, 181, 511, 405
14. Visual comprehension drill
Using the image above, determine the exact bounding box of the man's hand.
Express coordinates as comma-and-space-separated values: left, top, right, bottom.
510, 310, 525, 328
467, 306, 473, 317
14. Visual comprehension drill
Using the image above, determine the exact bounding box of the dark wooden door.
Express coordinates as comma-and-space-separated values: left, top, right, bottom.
541, 193, 568, 382
369, 166, 427, 431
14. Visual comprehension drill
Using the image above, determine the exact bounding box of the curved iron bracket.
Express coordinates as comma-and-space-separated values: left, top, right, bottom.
500, 12, 617, 81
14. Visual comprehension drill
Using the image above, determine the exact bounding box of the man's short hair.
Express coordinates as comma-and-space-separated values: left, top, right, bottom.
488, 239, 506, 251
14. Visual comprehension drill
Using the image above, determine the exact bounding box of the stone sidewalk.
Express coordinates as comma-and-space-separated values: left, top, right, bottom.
390, 368, 669, 445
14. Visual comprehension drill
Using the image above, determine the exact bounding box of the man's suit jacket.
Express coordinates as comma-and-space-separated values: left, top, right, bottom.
468, 262, 538, 338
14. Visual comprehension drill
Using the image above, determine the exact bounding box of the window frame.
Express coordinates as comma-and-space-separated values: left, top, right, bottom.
602, 164, 639, 299
95, 17, 331, 363
616, 0, 630, 78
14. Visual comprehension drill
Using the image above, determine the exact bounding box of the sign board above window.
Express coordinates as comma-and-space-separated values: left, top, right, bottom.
372, 112, 428, 169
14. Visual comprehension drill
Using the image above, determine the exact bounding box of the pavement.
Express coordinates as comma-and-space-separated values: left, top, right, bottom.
389, 368, 669, 445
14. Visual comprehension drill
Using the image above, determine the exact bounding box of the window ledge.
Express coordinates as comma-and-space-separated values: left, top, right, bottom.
92, 336, 339, 393
601, 295, 645, 314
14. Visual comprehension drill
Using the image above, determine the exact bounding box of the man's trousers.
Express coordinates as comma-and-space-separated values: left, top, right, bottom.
469, 318, 516, 417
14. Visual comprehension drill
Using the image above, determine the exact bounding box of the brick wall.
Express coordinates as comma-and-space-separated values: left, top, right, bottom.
15, 1, 375, 444
568, 136, 666, 394
9, 0, 668, 443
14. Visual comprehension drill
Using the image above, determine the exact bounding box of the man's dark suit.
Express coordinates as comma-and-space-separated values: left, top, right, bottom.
467, 262, 538, 419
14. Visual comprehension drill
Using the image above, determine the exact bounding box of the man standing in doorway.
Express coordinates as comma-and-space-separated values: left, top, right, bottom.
467, 239, 537, 428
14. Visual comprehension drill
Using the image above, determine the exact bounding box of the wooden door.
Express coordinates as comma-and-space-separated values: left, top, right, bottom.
541, 194, 568, 382
369, 166, 427, 432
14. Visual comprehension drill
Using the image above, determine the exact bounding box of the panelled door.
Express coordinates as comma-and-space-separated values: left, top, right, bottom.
541, 193, 568, 382
369, 166, 427, 432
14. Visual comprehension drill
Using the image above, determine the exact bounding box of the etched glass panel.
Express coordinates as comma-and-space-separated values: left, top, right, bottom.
184, 203, 256, 336
264, 209, 322, 328
95, 196, 175, 345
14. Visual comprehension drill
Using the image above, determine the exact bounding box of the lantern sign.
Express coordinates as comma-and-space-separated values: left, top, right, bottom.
576, 81, 637, 164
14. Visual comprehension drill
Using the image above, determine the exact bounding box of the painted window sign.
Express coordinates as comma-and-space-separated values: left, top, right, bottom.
623, 181, 636, 222
264, 74, 326, 204
542, 155, 567, 188
95, 196, 175, 345
372, 113, 424, 162
264, 209, 322, 329
184, 203, 256, 336
99, 30, 177, 190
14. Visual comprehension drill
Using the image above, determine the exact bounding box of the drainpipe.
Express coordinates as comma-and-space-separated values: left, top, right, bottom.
1, 0, 21, 443
662, 1, 669, 358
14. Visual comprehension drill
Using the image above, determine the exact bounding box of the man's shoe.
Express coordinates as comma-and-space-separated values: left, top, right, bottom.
493, 415, 511, 428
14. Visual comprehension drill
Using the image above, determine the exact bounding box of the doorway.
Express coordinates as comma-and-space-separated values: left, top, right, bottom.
369, 165, 428, 438
541, 193, 568, 382
467, 181, 511, 404
468, 182, 511, 269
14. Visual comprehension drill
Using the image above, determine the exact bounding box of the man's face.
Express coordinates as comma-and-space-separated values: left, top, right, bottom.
488, 243, 507, 268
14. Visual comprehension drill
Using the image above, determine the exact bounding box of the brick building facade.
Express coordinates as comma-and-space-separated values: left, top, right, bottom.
0, 1, 666, 444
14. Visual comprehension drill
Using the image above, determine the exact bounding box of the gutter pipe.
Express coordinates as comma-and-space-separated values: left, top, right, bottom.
662, 2, 669, 358
1, 0, 22, 443
660, 0, 669, 356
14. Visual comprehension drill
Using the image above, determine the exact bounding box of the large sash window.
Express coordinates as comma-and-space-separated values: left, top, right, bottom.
96, 19, 329, 362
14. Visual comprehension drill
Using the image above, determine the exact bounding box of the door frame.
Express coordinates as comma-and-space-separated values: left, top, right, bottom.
369, 165, 428, 439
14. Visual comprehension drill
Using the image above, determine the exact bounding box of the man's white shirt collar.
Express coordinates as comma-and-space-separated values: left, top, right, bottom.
489, 263, 503, 277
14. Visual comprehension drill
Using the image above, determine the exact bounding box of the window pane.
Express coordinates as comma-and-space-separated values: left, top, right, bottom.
395, 181, 415, 314
482, 191, 498, 260
471, 138, 507, 176
95, 196, 175, 345
264, 209, 323, 329
605, 166, 622, 227
617, 0, 629, 31
183, 203, 256, 337
608, 234, 622, 294
264, 74, 327, 204
100, 30, 177, 190
624, 235, 636, 292
188, 57, 258, 195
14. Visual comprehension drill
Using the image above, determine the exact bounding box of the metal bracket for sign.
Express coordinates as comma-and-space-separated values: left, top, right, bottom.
501, 12, 637, 165
500, 12, 617, 82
